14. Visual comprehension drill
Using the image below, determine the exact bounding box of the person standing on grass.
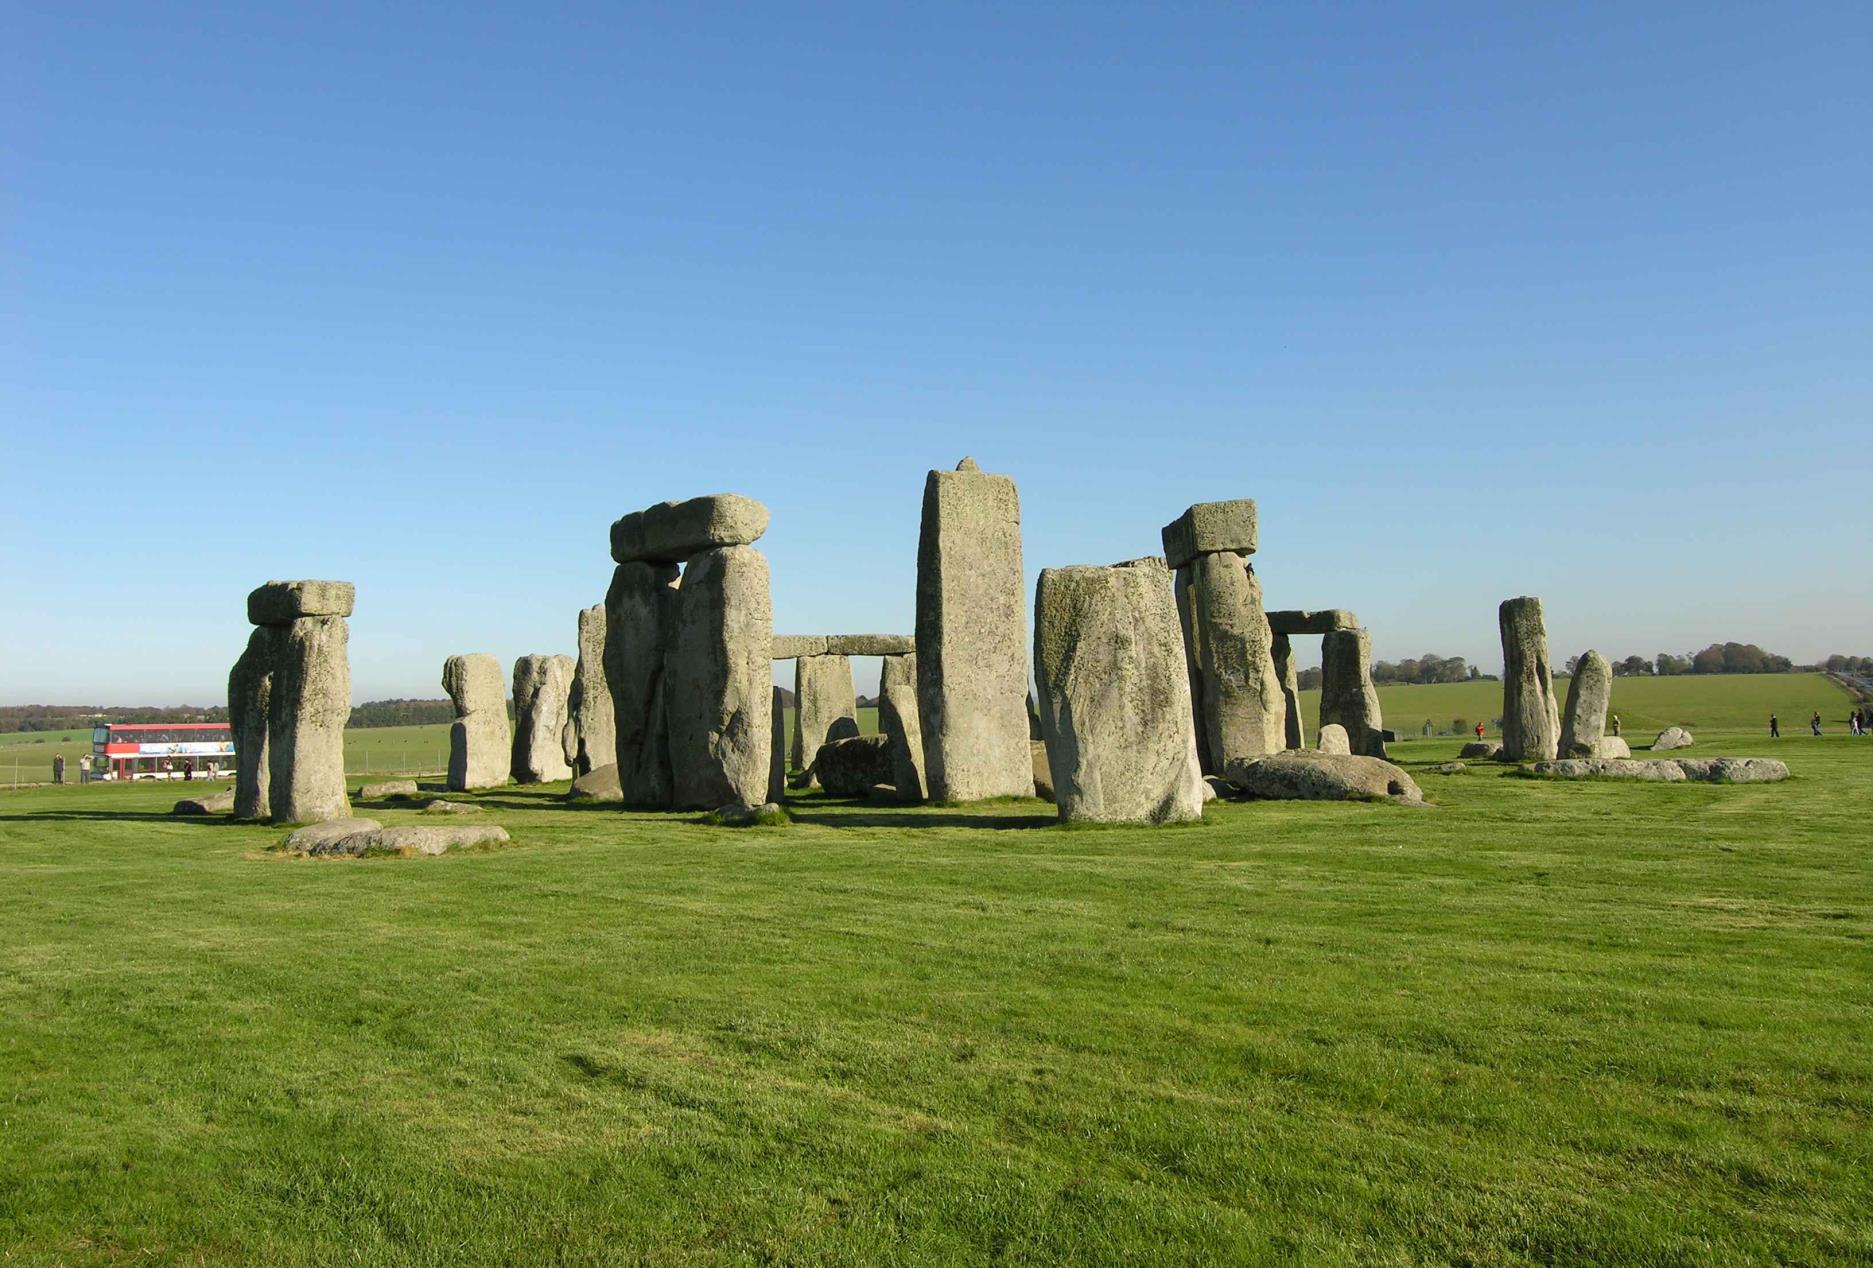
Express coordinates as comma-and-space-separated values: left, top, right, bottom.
1771, 714, 1780, 738
1611, 714, 1622, 737
1811, 711, 1822, 737
1475, 721, 1486, 741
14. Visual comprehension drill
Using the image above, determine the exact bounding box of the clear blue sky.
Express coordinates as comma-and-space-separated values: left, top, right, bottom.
4, 2, 1868, 705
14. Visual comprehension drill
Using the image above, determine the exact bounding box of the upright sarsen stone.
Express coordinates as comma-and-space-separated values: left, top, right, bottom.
1188, 551, 1285, 769
915, 458, 1033, 801
511, 654, 574, 784
228, 626, 277, 819
664, 544, 772, 809
443, 653, 510, 790
1172, 565, 1215, 774
1319, 628, 1386, 758
1271, 632, 1306, 750
1033, 557, 1204, 824
768, 685, 787, 803
1558, 648, 1613, 759
792, 654, 857, 781
878, 653, 926, 802
1500, 596, 1560, 762
571, 604, 615, 775
267, 616, 351, 824
605, 561, 680, 808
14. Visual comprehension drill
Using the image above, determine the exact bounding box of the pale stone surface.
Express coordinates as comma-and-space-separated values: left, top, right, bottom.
792, 655, 857, 780
357, 779, 417, 800
1172, 565, 1214, 774
710, 802, 783, 826
1265, 609, 1359, 636
1188, 551, 1286, 770
267, 616, 351, 824
1031, 740, 1054, 803
1675, 756, 1787, 783
1319, 628, 1387, 758
813, 734, 894, 797
878, 653, 926, 802
302, 823, 511, 857
768, 686, 787, 803
1590, 736, 1632, 759
285, 818, 383, 853
570, 763, 623, 802
1534, 755, 1783, 783
605, 561, 681, 808
511, 654, 575, 784
1160, 500, 1258, 571
1316, 723, 1351, 755
664, 545, 773, 810
443, 654, 511, 791
771, 635, 830, 659
571, 604, 615, 775
1558, 649, 1613, 758
1653, 726, 1695, 751
1225, 752, 1424, 805
1499, 597, 1561, 763
824, 634, 915, 656
172, 789, 236, 815
609, 494, 769, 565
915, 460, 1033, 801
247, 580, 355, 626
1033, 557, 1205, 825
422, 799, 482, 814
229, 625, 276, 819
1532, 759, 1687, 782
1271, 632, 1306, 750
1459, 740, 1503, 759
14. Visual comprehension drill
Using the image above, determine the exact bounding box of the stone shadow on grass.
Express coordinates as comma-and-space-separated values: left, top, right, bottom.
782, 808, 1051, 831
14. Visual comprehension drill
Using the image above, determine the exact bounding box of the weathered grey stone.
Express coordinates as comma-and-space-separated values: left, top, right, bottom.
1531, 758, 1687, 782
510, 654, 574, 784
443, 654, 510, 791
1271, 632, 1305, 750
1675, 756, 1787, 783
570, 604, 615, 774
285, 818, 383, 854
310, 823, 510, 856
1265, 609, 1359, 636
1172, 565, 1215, 774
771, 635, 830, 659
229, 625, 277, 819
813, 733, 895, 798
878, 653, 926, 802
1030, 741, 1053, 803
1319, 628, 1387, 758
1499, 597, 1560, 762
357, 779, 417, 800
1224, 752, 1424, 805
1033, 557, 1205, 825
267, 615, 351, 824
1160, 500, 1257, 571
1316, 723, 1351, 755
247, 580, 355, 626
1653, 726, 1695, 751
792, 655, 857, 781
824, 634, 915, 656
1558, 649, 1613, 758
1204, 775, 1233, 800
1188, 551, 1286, 769
664, 544, 773, 810
422, 798, 483, 814
609, 494, 769, 565
1429, 762, 1469, 775
570, 763, 623, 802
1459, 740, 1503, 759
1591, 736, 1632, 759
172, 789, 236, 815
768, 686, 787, 803
916, 460, 1033, 801
710, 801, 783, 827
1027, 689, 1044, 741
605, 561, 681, 808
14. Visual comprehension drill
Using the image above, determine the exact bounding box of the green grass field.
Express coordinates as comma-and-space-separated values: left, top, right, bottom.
2, 707, 1870, 1263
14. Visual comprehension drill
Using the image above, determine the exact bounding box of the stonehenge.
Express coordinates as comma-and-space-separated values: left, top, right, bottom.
229, 580, 354, 824
1033, 557, 1205, 824
792, 654, 857, 780
916, 458, 1035, 801
605, 561, 681, 807
1318, 627, 1387, 758
1270, 633, 1305, 750
570, 604, 615, 774
662, 544, 773, 810
1499, 596, 1561, 762
766, 635, 920, 799
444, 653, 511, 790
511, 654, 575, 784
1558, 649, 1613, 759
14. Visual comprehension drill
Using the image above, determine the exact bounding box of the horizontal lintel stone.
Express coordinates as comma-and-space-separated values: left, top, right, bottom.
1265, 609, 1359, 636
609, 494, 769, 565
1160, 500, 1257, 570
248, 580, 355, 625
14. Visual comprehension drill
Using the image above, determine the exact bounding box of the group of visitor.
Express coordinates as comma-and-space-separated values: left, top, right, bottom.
1769, 709, 1871, 737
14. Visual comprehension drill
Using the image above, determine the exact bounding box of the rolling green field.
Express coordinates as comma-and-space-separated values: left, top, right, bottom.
2, 717, 1870, 1263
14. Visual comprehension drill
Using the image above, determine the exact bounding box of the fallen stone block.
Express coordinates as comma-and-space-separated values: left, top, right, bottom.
172, 789, 236, 815
1530, 759, 1687, 781
609, 494, 769, 565
1590, 736, 1632, 759
1316, 724, 1351, 755
1224, 752, 1424, 805
1653, 726, 1695, 751
357, 779, 418, 800
422, 799, 483, 814
569, 763, 623, 802
1674, 757, 1788, 783
1459, 741, 1502, 759
284, 818, 383, 854
357, 824, 509, 855
813, 734, 895, 798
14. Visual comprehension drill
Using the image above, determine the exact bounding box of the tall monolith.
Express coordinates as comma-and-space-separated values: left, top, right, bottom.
664, 544, 772, 809
1319, 628, 1386, 758
570, 604, 615, 775
605, 561, 680, 807
792, 654, 858, 782
444, 653, 510, 790
1500, 596, 1560, 762
512, 654, 574, 784
228, 626, 277, 819
1558, 648, 1613, 759
878, 653, 926, 801
915, 457, 1033, 801
267, 615, 351, 823
1188, 550, 1285, 768
1271, 632, 1306, 750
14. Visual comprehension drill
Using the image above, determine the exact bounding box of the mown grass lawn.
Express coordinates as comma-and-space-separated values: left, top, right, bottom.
1, 731, 1869, 1264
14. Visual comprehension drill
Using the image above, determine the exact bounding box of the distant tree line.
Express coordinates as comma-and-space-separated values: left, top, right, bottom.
0, 704, 227, 733
346, 698, 456, 729
1823, 654, 1872, 674
1295, 654, 1485, 691
1607, 643, 1798, 677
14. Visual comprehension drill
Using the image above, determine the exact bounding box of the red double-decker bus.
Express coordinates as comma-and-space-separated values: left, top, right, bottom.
91, 722, 235, 781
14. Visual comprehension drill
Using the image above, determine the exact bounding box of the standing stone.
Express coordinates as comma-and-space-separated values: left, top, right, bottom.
1172, 565, 1216, 774
443, 653, 510, 791
267, 616, 351, 824
1033, 557, 1204, 824
1499, 596, 1561, 762
916, 458, 1033, 801
1558, 649, 1613, 759
1315, 723, 1351, 755
1188, 551, 1286, 769
792, 655, 858, 781
605, 561, 681, 808
569, 603, 614, 771
229, 626, 277, 818
1319, 628, 1387, 758
878, 653, 926, 802
768, 685, 787, 803
1271, 632, 1306, 750
664, 544, 773, 809
511, 654, 575, 784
